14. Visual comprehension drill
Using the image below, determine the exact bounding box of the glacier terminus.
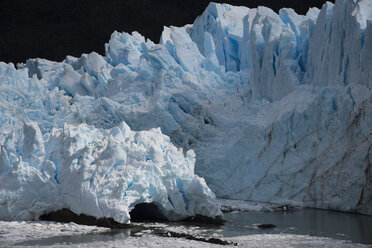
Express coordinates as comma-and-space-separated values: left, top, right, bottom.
0, 0, 371, 224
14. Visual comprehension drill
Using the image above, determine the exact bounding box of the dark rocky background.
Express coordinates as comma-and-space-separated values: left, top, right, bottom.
0, 0, 333, 64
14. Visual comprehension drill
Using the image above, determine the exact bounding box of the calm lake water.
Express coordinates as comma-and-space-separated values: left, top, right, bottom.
16, 209, 372, 247
219, 209, 372, 244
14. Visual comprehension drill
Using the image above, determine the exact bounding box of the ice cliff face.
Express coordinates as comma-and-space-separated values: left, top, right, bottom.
0, 0, 371, 221
0, 63, 221, 223
186, 0, 372, 214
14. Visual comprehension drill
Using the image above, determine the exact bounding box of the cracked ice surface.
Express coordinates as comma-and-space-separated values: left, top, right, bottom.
1, 0, 372, 220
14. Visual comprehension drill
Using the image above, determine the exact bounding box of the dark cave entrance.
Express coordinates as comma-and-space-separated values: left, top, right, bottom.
129, 203, 167, 222
38, 203, 168, 228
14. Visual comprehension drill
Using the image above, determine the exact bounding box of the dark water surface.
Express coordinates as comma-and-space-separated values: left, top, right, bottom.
17, 209, 372, 246
219, 209, 372, 244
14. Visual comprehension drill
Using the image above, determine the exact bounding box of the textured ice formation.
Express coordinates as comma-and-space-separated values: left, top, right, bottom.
1, 0, 371, 220
0, 62, 221, 222
0, 120, 220, 223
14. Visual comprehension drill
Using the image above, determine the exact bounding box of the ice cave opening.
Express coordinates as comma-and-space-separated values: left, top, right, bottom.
129, 203, 167, 222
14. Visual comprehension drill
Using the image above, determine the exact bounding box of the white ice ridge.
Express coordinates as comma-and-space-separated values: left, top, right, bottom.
0, 0, 371, 220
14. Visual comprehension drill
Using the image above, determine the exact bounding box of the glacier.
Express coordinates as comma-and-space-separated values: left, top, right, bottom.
0, 62, 221, 223
0, 116, 221, 223
0, 0, 371, 223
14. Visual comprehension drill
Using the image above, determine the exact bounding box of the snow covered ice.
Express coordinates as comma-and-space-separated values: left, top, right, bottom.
0, 0, 372, 224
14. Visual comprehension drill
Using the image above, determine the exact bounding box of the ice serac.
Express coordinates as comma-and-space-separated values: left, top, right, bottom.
306, 0, 372, 89
0, 0, 372, 219
189, 0, 372, 214
189, 3, 249, 71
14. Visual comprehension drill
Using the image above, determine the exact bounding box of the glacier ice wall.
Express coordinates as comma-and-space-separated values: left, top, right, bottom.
187, 0, 372, 214
1, 0, 371, 217
0, 63, 221, 223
